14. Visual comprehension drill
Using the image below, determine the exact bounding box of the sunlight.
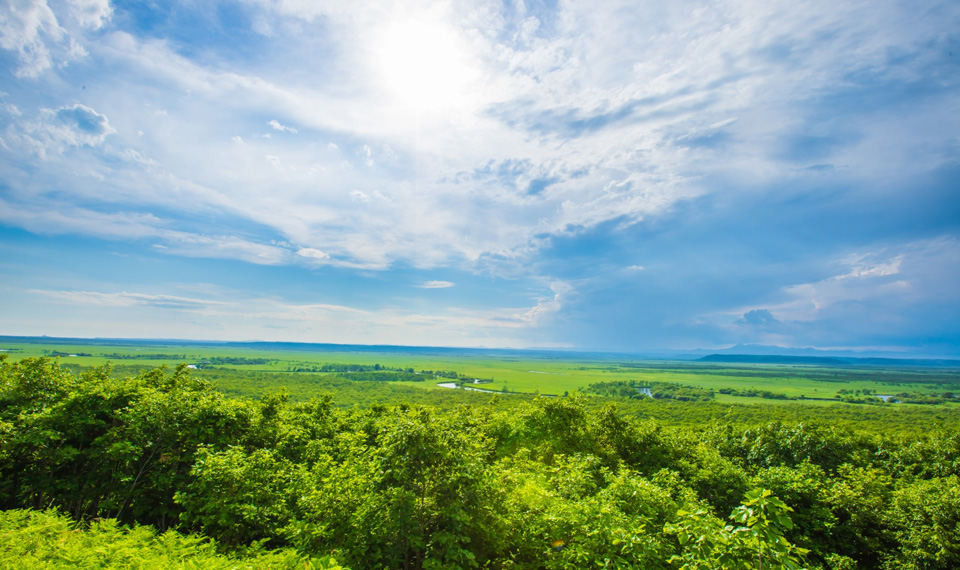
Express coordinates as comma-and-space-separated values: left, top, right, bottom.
374, 18, 476, 111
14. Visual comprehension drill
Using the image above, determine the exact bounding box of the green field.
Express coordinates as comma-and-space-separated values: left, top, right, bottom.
3, 338, 959, 407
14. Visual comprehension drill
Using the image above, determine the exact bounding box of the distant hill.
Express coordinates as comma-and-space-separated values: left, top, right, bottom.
697, 354, 960, 368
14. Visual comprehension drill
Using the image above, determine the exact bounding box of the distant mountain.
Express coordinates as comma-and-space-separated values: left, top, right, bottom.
688, 344, 888, 357
682, 343, 960, 359
697, 353, 960, 368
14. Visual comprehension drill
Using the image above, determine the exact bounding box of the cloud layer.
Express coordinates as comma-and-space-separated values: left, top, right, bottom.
0, 0, 958, 353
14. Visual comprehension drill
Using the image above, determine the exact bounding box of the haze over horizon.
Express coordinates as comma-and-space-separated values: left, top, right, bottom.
1, 0, 958, 356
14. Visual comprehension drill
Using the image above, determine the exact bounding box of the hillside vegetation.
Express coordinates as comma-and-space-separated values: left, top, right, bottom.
2, 356, 960, 569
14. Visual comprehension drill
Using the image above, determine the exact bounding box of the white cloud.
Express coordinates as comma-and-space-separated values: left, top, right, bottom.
0, 0, 65, 77
4, 103, 115, 157
774, 251, 916, 318
265, 154, 283, 170
160, 234, 295, 266
297, 247, 329, 259
69, 0, 111, 30
248, 301, 372, 321
267, 119, 297, 133
19, 283, 573, 348
0, 197, 166, 239
417, 280, 454, 288
837, 254, 904, 279
725, 238, 960, 325
240, 292, 573, 347
0, 196, 303, 266
29, 289, 224, 310
53, 103, 114, 142
517, 281, 570, 324
0, 0, 109, 77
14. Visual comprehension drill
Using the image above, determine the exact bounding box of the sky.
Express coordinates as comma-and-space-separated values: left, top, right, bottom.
0, 0, 958, 356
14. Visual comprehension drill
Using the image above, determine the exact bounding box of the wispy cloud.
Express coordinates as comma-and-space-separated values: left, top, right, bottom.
17, 285, 570, 348
837, 254, 904, 280
29, 289, 223, 310
417, 280, 454, 289
267, 119, 297, 133
516, 281, 570, 324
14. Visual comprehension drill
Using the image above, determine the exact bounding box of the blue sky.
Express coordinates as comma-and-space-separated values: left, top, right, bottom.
0, 0, 958, 355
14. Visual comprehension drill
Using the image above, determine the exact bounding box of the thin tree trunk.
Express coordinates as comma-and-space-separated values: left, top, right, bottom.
115, 446, 157, 521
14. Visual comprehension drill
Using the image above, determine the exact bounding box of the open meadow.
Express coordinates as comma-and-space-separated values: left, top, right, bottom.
4, 337, 958, 404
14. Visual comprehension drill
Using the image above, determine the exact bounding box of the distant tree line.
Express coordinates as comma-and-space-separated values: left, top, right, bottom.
419, 369, 460, 379
198, 357, 273, 366
331, 371, 425, 382
287, 363, 411, 373
585, 379, 715, 402
102, 353, 187, 360
719, 387, 792, 400
46, 351, 92, 357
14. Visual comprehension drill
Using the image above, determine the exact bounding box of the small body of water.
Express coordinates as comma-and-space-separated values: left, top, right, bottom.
436, 382, 515, 395
636, 387, 653, 397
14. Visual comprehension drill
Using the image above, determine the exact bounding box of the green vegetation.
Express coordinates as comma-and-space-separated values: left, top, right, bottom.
719, 388, 793, 400
0, 509, 343, 569
331, 370, 426, 382
585, 379, 715, 401
2, 352, 960, 569
6, 338, 960, 402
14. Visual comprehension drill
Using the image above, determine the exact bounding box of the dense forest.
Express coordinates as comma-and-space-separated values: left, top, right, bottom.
2, 356, 959, 569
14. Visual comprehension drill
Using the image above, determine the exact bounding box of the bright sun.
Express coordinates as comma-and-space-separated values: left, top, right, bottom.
375, 19, 476, 110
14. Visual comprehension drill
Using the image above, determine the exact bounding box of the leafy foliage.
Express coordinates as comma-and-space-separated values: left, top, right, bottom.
719, 387, 793, 400
2, 356, 960, 569
585, 379, 715, 402
331, 370, 427, 382
0, 508, 343, 569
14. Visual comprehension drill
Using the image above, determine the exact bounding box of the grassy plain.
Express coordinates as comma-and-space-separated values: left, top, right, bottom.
3, 338, 959, 408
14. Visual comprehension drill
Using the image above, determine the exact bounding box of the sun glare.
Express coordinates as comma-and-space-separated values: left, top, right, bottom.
375, 19, 476, 110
